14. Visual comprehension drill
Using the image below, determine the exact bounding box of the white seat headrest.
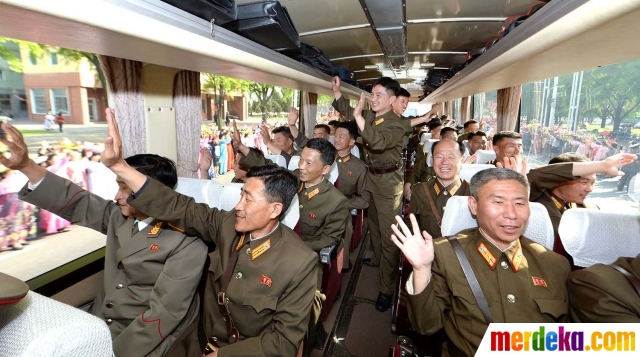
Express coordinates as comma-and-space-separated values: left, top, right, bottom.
176, 177, 212, 205
475, 150, 496, 164
265, 155, 287, 169
559, 209, 640, 267
288, 156, 301, 171
458, 164, 495, 183
219, 182, 244, 211
282, 194, 300, 229
328, 162, 339, 184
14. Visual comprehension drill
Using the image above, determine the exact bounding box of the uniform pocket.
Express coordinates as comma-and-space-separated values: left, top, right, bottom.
534, 298, 567, 319
243, 292, 278, 314
450, 282, 493, 307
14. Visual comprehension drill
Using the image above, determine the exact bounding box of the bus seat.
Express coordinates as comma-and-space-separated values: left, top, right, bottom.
458, 164, 495, 182
288, 156, 301, 171
176, 177, 212, 205
281, 194, 300, 230
320, 243, 343, 321
628, 175, 639, 203
328, 162, 339, 185
419, 133, 432, 144
475, 149, 496, 164
218, 182, 244, 211
0, 291, 113, 357
350, 209, 364, 251
558, 209, 640, 268
462, 140, 470, 151
265, 154, 287, 168
441, 196, 554, 250
350, 145, 360, 159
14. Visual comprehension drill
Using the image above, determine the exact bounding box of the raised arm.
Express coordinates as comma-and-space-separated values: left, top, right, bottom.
259, 124, 282, 155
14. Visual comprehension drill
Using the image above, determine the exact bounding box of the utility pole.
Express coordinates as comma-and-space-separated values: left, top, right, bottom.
548, 76, 559, 127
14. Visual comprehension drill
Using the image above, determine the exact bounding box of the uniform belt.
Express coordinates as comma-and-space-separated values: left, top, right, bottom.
367, 162, 401, 174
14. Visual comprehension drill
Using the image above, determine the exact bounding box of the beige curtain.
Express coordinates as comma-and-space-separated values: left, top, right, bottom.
98, 55, 146, 157
461, 96, 471, 123
173, 71, 201, 178
497, 86, 522, 132
302, 92, 318, 138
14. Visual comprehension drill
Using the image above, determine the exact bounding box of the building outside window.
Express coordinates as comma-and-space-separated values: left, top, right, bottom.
50, 88, 69, 115
50, 53, 58, 65
29, 89, 47, 114
0, 70, 4, 81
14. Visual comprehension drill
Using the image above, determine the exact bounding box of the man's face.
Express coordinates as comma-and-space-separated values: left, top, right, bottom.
393, 96, 409, 115
468, 135, 488, 155
432, 141, 462, 183
328, 125, 336, 135
234, 178, 280, 232
441, 130, 458, 141
494, 138, 523, 161
233, 154, 248, 181
554, 174, 596, 205
430, 125, 442, 139
333, 127, 354, 152
469, 179, 530, 249
465, 123, 479, 133
313, 128, 330, 140
298, 147, 329, 184
370, 85, 396, 114
115, 178, 141, 218
272, 132, 293, 153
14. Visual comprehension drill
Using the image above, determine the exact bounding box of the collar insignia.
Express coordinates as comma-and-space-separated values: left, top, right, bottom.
477, 242, 497, 269
235, 234, 246, 251
307, 187, 320, 200
510, 245, 523, 272
252, 239, 271, 260
341, 155, 351, 163
148, 222, 164, 237
374, 118, 384, 126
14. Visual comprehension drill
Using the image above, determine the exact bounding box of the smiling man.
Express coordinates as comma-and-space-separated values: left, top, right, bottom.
407, 139, 470, 238
391, 168, 571, 357
98, 110, 318, 357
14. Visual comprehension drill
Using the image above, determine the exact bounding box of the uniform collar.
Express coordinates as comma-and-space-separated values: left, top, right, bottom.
433, 177, 462, 197
336, 153, 351, 163
300, 178, 331, 201
244, 223, 283, 261
474, 229, 524, 272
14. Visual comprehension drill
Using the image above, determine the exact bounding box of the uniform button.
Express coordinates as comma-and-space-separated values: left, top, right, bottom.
246, 247, 251, 255
235, 272, 243, 279
106, 319, 113, 325
500, 261, 509, 270
506, 294, 516, 303
106, 302, 114, 308
299, 205, 303, 209
116, 284, 124, 289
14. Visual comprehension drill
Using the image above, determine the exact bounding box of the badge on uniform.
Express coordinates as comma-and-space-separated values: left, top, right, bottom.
477, 243, 497, 269
347, 170, 353, 176
342, 156, 351, 163
149, 244, 159, 252
309, 213, 317, 219
251, 239, 271, 260
260, 275, 273, 288
532, 276, 547, 288
148, 222, 164, 237
307, 187, 320, 200
374, 118, 384, 126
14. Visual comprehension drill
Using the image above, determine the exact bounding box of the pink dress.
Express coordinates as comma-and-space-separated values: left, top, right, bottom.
40, 160, 72, 234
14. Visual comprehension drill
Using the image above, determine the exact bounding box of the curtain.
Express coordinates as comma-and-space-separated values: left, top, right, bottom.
173, 71, 201, 178
302, 92, 318, 138
497, 86, 522, 132
461, 96, 471, 123
98, 55, 146, 157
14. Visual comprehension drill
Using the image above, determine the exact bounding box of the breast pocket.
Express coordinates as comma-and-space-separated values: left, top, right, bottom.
243, 292, 278, 315
534, 298, 567, 320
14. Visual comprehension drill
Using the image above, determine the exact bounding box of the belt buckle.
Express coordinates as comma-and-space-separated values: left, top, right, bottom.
217, 292, 225, 306
204, 337, 219, 354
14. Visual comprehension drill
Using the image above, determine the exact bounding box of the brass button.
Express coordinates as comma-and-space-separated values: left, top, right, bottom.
116, 284, 124, 289
299, 205, 303, 209
236, 272, 243, 279
507, 294, 516, 303
500, 261, 509, 270
106, 302, 114, 308
106, 319, 113, 325
246, 247, 251, 255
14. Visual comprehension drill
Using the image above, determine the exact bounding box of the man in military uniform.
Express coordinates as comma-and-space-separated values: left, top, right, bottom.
259, 124, 300, 166
0, 122, 207, 357
457, 120, 480, 143
98, 111, 318, 357
489, 131, 523, 166
408, 140, 471, 238
391, 168, 570, 357
464, 131, 488, 163
568, 255, 640, 322
526, 152, 637, 262
312, 124, 331, 140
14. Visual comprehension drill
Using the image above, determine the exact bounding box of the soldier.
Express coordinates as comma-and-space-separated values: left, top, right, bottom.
467, 131, 488, 156
522, 152, 637, 262
457, 120, 481, 143
258, 124, 300, 166
568, 255, 640, 322
489, 131, 523, 166
408, 140, 471, 238
312, 124, 331, 140
98, 110, 318, 357
392, 168, 570, 357
0, 123, 207, 357
332, 76, 439, 312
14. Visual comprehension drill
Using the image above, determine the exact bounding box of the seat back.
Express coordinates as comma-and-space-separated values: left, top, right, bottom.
628, 175, 639, 203
350, 145, 360, 158
441, 196, 554, 250
328, 162, 339, 185
288, 155, 301, 171
475, 149, 496, 164
265, 155, 287, 168
219, 182, 244, 211
559, 209, 640, 267
281, 194, 300, 229
419, 133, 432, 144
176, 177, 211, 205
0, 292, 113, 357
207, 180, 224, 208
458, 164, 495, 182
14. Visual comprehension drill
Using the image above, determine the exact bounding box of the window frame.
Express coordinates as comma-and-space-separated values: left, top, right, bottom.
49, 88, 70, 115
29, 88, 48, 114
50, 52, 58, 65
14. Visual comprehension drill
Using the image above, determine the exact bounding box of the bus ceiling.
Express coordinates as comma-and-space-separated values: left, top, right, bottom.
1, 0, 640, 105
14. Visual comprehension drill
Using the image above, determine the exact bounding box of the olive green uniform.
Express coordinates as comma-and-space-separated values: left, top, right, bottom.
128, 178, 318, 357
408, 177, 471, 238
527, 163, 598, 261
407, 228, 570, 356
457, 132, 470, 143
568, 256, 640, 322
19, 172, 207, 357
333, 96, 406, 295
